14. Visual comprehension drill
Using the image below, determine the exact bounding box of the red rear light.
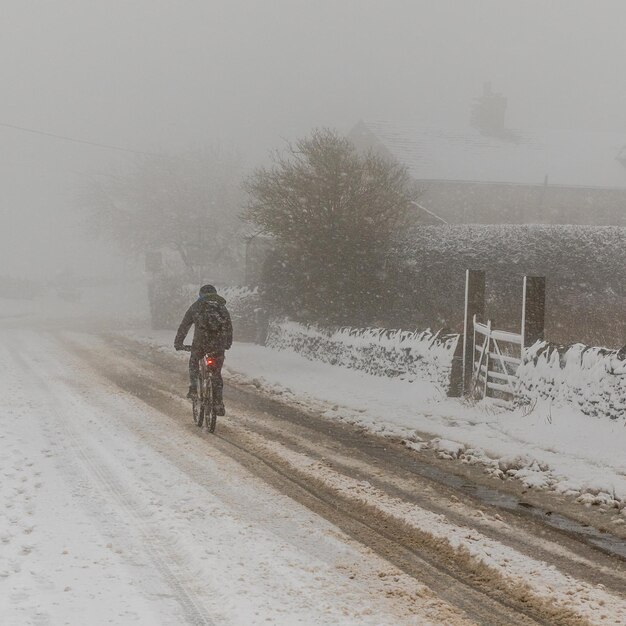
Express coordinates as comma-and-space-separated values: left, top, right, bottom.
205, 357, 215, 366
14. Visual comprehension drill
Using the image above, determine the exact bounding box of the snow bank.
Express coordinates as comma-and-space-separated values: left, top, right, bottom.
517, 342, 626, 421
265, 320, 458, 390
265, 319, 625, 423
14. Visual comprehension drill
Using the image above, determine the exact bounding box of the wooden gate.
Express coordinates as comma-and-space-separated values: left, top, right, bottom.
461, 270, 545, 403
472, 316, 522, 403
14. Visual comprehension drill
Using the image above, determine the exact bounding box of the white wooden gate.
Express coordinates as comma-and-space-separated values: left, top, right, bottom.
472, 315, 522, 403
461, 272, 545, 402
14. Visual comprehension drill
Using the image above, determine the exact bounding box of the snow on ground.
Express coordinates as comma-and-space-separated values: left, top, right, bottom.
0, 329, 467, 625
127, 330, 626, 514
260, 440, 626, 624
0, 297, 38, 319
0, 280, 148, 324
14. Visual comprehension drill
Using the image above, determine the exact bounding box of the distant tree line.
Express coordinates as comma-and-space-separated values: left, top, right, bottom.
80, 148, 245, 284
80, 127, 625, 348
80, 129, 420, 328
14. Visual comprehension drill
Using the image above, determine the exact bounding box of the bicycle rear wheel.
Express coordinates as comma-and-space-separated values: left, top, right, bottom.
206, 376, 217, 433
192, 399, 204, 427
192, 378, 204, 427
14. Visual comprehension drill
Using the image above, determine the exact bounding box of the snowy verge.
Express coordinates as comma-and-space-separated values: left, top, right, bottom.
267, 320, 626, 427
117, 329, 626, 515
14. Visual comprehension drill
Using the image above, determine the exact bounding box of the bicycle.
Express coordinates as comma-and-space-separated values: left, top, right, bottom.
182, 346, 218, 433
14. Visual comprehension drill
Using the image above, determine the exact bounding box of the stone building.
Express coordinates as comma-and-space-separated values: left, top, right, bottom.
349, 115, 626, 226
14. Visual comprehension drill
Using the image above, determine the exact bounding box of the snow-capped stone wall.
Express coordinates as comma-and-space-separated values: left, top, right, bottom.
265, 320, 459, 391
265, 320, 626, 420
517, 342, 626, 420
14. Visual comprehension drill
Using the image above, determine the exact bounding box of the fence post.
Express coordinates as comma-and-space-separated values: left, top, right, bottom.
521, 276, 546, 348
484, 319, 491, 397
447, 335, 464, 397
462, 269, 485, 395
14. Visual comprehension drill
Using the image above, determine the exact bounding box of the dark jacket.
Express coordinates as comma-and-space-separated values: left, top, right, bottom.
174, 293, 233, 353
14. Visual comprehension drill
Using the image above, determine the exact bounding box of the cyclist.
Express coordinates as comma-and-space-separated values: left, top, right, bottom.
174, 284, 233, 415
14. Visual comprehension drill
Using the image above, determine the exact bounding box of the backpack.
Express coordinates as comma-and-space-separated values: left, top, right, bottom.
197, 302, 225, 337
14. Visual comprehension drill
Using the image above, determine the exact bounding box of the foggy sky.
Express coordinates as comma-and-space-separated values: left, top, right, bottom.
2, 0, 626, 277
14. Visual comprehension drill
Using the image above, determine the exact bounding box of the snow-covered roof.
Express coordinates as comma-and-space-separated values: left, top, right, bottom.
352, 120, 626, 189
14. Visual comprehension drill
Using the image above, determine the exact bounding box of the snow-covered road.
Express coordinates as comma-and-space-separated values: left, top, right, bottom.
2, 326, 626, 625
125, 327, 626, 513
0, 329, 469, 625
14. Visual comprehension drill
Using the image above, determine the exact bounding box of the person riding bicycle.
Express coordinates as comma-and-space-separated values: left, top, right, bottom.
174, 284, 233, 415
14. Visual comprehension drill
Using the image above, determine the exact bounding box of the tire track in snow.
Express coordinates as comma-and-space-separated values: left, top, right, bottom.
93, 330, 625, 625
52, 338, 477, 624
232, 412, 626, 592
7, 336, 216, 626
62, 332, 598, 626
12, 329, 474, 625
97, 331, 626, 591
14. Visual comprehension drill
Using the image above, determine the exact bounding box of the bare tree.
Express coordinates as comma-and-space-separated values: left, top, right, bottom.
244, 128, 418, 323
80, 148, 245, 283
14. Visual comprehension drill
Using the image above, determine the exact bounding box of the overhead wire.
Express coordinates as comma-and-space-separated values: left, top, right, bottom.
0, 120, 246, 170
0, 120, 161, 157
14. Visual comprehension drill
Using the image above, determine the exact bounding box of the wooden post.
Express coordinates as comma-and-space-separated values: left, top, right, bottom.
462, 270, 485, 395
521, 276, 546, 348
483, 319, 491, 398
447, 334, 464, 397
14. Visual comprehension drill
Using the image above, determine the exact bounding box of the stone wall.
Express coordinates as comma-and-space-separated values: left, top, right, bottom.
516, 342, 626, 421
265, 320, 459, 391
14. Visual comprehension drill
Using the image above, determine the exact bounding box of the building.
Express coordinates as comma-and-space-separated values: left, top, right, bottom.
349, 103, 626, 226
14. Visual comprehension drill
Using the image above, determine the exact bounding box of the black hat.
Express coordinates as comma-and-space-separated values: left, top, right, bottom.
199, 284, 217, 295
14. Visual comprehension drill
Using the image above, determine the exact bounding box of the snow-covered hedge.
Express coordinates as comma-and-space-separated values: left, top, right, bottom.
179, 284, 255, 304
218, 286, 261, 342
180, 285, 259, 341
391, 224, 626, 347
149, 281, 259, 339
517, 342, 626, 420
265, 320, 459, 391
